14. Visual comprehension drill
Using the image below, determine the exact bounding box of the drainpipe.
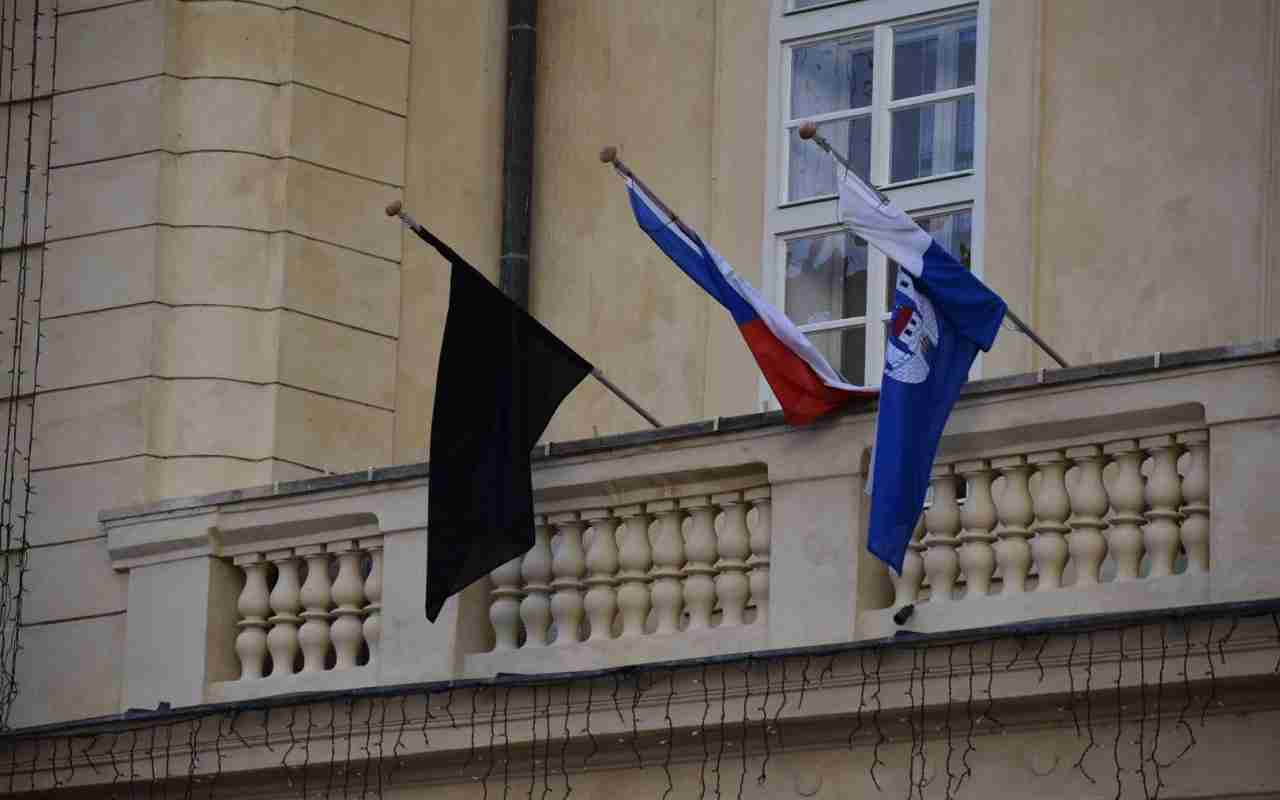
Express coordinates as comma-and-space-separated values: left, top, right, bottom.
499, 0, 537, 308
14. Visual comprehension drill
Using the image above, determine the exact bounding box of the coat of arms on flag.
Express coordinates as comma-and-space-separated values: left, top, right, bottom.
886, 272, 941, 385
833, 163, 1008, 573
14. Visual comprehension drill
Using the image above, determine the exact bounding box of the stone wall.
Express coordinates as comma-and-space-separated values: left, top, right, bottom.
13, 0, 410, 727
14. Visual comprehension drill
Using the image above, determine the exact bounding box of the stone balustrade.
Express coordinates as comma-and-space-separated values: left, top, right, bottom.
486, 487, 772, 650
98, 343, 1280, 709
895, 429, 1210, 607
231, 535, 383, 680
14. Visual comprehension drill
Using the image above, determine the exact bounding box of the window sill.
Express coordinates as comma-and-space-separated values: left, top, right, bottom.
783, 0, 862, 16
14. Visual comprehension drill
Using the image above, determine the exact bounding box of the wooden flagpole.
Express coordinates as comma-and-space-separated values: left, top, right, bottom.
797, 122, 1071, 369
386, 201, 664, 429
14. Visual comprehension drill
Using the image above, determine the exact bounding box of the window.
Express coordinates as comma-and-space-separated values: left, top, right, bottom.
764, 0, 987, 402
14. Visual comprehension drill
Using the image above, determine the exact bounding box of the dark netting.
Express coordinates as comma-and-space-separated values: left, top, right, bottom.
2, 598, 1278, 798
0, 0, 57, 732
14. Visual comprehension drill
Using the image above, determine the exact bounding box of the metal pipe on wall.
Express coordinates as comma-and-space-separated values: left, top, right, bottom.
499, 0, 537, 308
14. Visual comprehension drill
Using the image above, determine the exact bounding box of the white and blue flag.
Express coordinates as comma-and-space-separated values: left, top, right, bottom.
836, 166, 1007, 573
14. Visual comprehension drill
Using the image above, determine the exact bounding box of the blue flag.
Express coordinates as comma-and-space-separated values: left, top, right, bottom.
836, 166, 1007, 573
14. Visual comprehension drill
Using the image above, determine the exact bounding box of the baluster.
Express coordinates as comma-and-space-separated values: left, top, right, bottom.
615, 505, 652, 637
1104, 440, 1147, 579
1066, 445, 1110, 585
992, 455, 1035, 594
680, 496, 718, 632
745, 487, 772, 626
1142, 435, 1184, 577
923, 465, 961, 602
489, 554, 524, 652
519, 516, 554, 647
713, 491, 751, 626
895, 513, 927, 607
266, 549, 302, 677
957, 460, 997, 598
328, 541, 365, 670
296, 545, 332, 673
233, 554, 270, 680
549, 513, 587, 645
1029, 450, 1070, 590
648, 500, 686, 635
1178, 430, 1210, 574
361, 538, 383, 665
581, 508, 620, 641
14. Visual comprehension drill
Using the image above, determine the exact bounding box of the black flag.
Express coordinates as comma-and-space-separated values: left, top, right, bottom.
416, 226, 592, 622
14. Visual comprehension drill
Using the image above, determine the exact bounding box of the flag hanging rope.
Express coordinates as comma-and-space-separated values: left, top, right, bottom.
386, 201, 661, 430
796, 121, 1071, 369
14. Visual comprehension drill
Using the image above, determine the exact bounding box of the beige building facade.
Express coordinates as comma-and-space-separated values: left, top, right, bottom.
4, 0, 1280, 797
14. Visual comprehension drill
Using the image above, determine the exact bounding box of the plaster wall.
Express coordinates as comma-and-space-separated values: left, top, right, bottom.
997, 0, 1280, 369
395, 0, 771, 458
399, 0, 1280, 446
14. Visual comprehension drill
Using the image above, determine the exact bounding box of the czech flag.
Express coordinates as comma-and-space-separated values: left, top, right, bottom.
835, 165, 1007, 574
626, 178, 877, 425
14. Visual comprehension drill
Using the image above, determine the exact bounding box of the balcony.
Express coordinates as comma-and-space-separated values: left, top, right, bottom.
96, 341, 1280, 711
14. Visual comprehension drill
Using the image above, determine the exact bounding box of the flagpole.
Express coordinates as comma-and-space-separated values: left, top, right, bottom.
598, 146, 703, 244
796, 122, 1072, 370
588, 368, 662, 429
385, 201, 664, 429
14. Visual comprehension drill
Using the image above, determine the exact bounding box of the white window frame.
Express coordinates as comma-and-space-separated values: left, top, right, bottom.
761, 0, 990, 411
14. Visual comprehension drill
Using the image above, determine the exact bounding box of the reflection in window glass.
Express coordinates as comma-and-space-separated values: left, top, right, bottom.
788, 117, 871, 201
805, 325, 867, 385
890, 95, 974, 183
772, 6, 983, 396
785, 231, 870, 326
922, 208, 973, 262
790, 35, 874, 118
887, 209, 972, 307
892, 15, 977, 100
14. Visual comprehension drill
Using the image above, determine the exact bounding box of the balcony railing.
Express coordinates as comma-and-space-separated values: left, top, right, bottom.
487, 487, 772, 648
100, 341, 1280, 710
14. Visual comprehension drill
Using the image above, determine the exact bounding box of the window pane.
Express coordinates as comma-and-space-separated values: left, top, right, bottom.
805, 325, 867, 385
788, 116, 871, 201
921, 208, 973, 262
791, 0, 836, 9
784, 231, 869, 326
889, 95, 975, 182
892, 15, 977, 100
790, 34, 873, 119
886, 208, 973, 307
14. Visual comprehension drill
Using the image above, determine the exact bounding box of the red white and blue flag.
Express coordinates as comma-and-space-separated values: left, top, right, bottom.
626, 178, 877, 425
835, 165, 1007, 574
